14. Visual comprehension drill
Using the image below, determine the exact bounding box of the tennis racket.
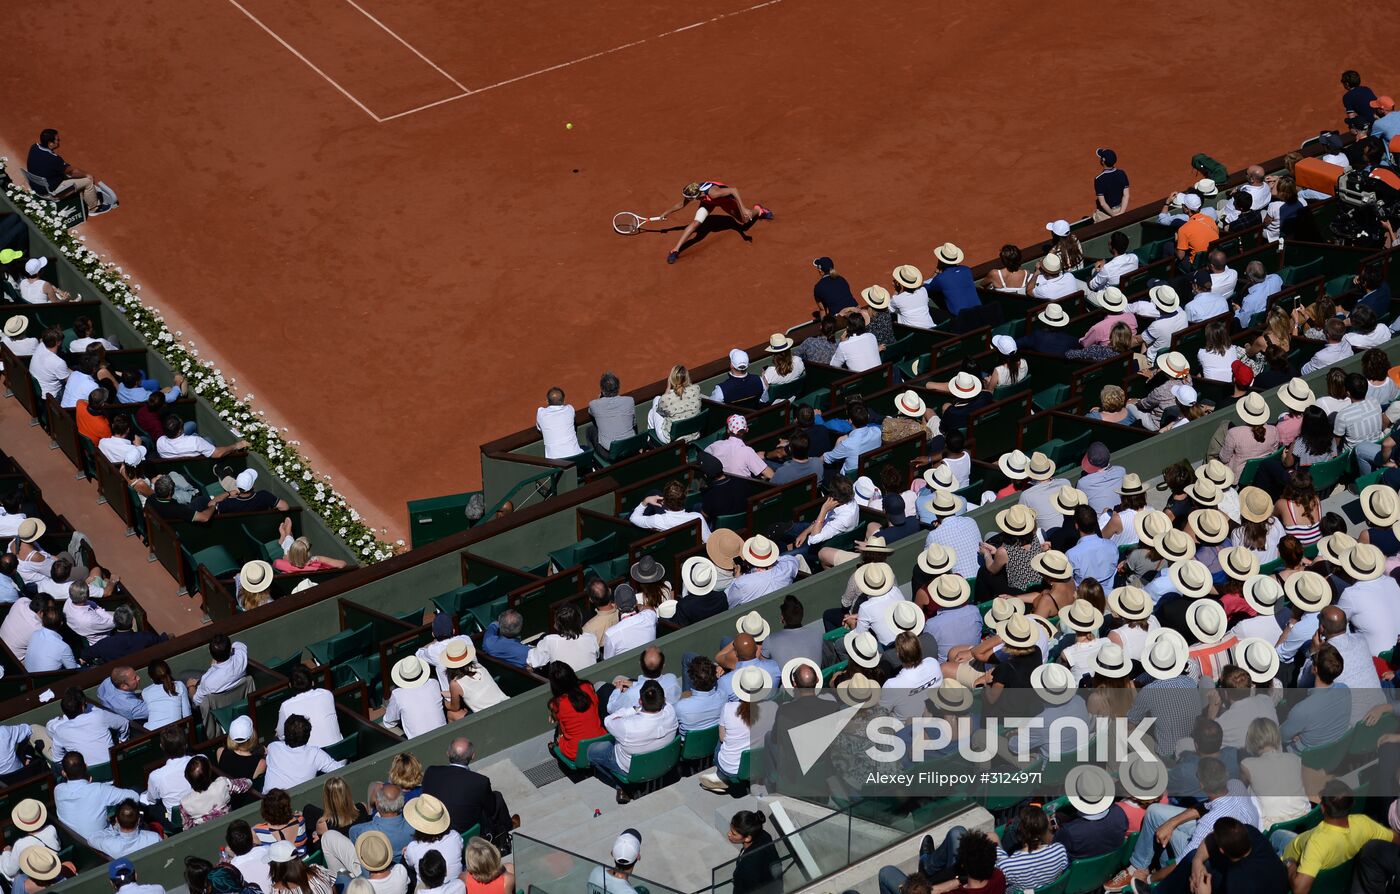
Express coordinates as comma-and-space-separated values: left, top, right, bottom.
612, 212, 663, 235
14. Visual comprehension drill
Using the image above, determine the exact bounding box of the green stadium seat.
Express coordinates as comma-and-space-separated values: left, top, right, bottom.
1307, 450, 1353, 496
1063, 833, 1136, 894
307, 624, 374, 667
323, 733, 360, 763
615, 737, 681, 795
679, 725, 720, 769
550, 733, 613, 771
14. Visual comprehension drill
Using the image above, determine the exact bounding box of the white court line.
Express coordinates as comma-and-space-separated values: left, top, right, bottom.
223, 0, 385, 122
340, 0, 472, 94
376, 0, 785, 123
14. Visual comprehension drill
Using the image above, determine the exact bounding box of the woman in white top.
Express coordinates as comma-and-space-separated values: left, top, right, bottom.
985, 335, 1028, 392
828, 314, 881, 372
444, 659, 508, 719
890, 266, 936, 330
1108, 614, 1158, 663
713, 698, 756, 781
760, 337, 805, 389
402, 796, 464, 881
1240, 717, 1310, 829
143, 659, 193, 728
18, 259, 73, 304
1196, 320, 1238, 383
525, 604, 598, 673
986, 245, 1030, 293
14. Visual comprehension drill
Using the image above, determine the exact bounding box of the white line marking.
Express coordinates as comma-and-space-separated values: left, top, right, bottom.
377, 0, 784, 122
340, 0, 472, 93
223, 0, 384, 122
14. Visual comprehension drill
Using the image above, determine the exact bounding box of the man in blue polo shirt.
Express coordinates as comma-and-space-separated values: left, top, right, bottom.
812, 256, 857, 318
923, 242, 979, 321
1093, 148, 1130, 220
25, 129, 106, 214
1341, 70, 1379, 126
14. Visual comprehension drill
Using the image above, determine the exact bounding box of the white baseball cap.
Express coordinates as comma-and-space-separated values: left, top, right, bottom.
991, 334, 1017, 356
1045, 219, 1071, 237
235, 469, 258, 491
24, 258, 47, 276
1171, 384, 1198, 407
728, 349, 750, 370
1181, 193, 1203, 211
612, 829, 642, 865
228, 715, 255, 743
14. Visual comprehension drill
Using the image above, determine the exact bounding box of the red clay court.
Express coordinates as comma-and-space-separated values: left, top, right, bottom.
5, 0, 1397, 537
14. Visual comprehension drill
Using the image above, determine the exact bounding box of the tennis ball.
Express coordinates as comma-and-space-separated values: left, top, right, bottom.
566, 122, 573, 130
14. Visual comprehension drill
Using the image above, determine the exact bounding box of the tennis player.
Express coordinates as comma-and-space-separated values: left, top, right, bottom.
658, 181, 773, 264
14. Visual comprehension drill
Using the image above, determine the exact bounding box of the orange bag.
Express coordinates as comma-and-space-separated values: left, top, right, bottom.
1293, 157, 1343, 196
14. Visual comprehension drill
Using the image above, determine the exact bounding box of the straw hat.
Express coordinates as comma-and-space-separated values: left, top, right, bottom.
17, 518, 45, 543
1342, 543, 1385, 582
1185, 479, 1221, 507
1108, 586, 1152, 621
1156, 351, 1192, 379
706, 529, 743, 571
682, 556, 718, 595
1099, 287, 1128, 313
356, 831, 395, 873
854, 534, 894, 554
1186, 600, 1229, 644
440, 638, 477, 668
765, 333, 794, 353
1091, 642, 1132, 678
1065, 765, 1116, 815
843, 630, 882, 669
998, 614, 1039, 649
1037, 304, 1070, 328
1062, 599, 1104, 634
1051, 486, 1088, 517
929, 679, 974, 714
733, 666, 773, 703
1197, 459, 1236, 491
656, 599, 679, 619
1031, 550, 1073, 581
1218, 546, 1260, 582
4, 316, 28, 338
996, 504, 1037, 537
12, 798, 47, 833
1157, 529, 1194, 563
1031, 663, 1078, 706
1118, 473, 1146, 496
854, 562, 896, 597
1027, 452, 1056, 482
19, 847, 61, 883
735, 611, 771, 642
835, 672, 881, 709
929, 574, 971, 609
894, 390, 926, 418
404, 794, 452, 835
934, 243, 964, 265
1235, 637, 1281, 684
887, 601, 926, 638
1279, 378, 1316, 413
741, 535, 780, 568
1027, 613, 1057, 642
1236, 392, 1271, 426
948, 372, 982, 400
926, 488, 963, 517
1041, 253, 1064, 275
782, 657, 824, 691
923, 464, 957, 491
240, 560, 274, 594
1242, 575, 1284, 616
984, 596, 1025, 628
893, 265, 924, 290
1187, 509, 1229, 545
1284, 570, 1332, 612
1316, 532, 1358, 565
1360, 484, 1400, 528
997, 449, 1030, 481
1134, 510, 1172, 547
391, 655, 433, 688
1141, 628, 1189, 680
862, 285, 891, 310
1239, 487, 1273, 523
1170, 560, 1213, 598
1150, 285, 1181, 313
1119, 753, 1170, 801
917, 543, 956, 576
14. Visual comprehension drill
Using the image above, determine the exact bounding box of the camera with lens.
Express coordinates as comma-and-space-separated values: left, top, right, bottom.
1331, 169, 1400, 247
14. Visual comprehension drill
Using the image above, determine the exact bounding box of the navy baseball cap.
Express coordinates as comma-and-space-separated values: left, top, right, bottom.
1319, 131, 1344, 152
1096, 147, 1117, 166
1193, 270, 1212, 288
432, 612, 454, 638
109, 859, 135, 881
813, 257, 834, 273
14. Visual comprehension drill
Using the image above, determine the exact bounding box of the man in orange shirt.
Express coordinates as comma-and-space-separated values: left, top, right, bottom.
75, 388, 113, 446
1175, 200, 1219, 268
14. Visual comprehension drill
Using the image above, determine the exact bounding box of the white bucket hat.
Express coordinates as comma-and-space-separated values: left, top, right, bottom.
929, 679, 974, 714
1316, 532, 1358, 565
1041, 253, 1064, 274
934, 243, 964, 265
4, 316, 28, 338
926, 488, 963, 517
923, 464, 957, 491
1050, 486, 1088, 517
1156, 351, 1192, 379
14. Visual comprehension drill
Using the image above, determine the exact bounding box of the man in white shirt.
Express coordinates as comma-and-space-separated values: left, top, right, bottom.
1301, 318, 1355, 374
58, 355, 101, 409
224, 821, 274, 894
536, 387, 584, 459
142, 726, 193, 811
1184, 271, 1229, 323
63, 580, 116, 644
1203, 250, 1238, 299
382, 656, 448, 739
828, 313, 881, 371
603, 586, 659, 659
1139, 287, 1188, 364
47, 687, 129, 766
628, 481, 712, 542
1336, 548, 1400, 656
262, 714, 346, 791
97, 416, 146, 466
191, 635, 250, 707
882, 628, 943, 720
847, 563, 908, 646
28, 330, 70, 398
1239, 166, 1272, 210
1343, 306, 1390, 351
0, 595, 43, 660
277, 666, 344, 747
590, 680, 678, 802
1, 316, 39, 357
1087, 232, 1140, 294
1027, 253, 1084, 301
156, 413, 249, 459
68, 317, 118, 353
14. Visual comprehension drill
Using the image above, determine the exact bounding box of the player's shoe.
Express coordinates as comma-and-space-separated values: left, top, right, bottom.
666, 251, 679, 265
753, 204, 774, 220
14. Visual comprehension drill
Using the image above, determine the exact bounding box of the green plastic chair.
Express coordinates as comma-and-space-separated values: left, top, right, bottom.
1064, 833, 1135, 894
1033, 384, 1071, 411
1238, 448, 1282, 488
679, 725, 720, 768
458, 823, 482, 843
1034, 869, 1069, 894
821, 660, 848, 683
1353, 469, 1386, 493
1307, 450, 1353, 495
209, 698, 248, 736
1266, 806, 1320, 837
1349, 714, 1398, 756
323, 732, 359, 763
1310, 861, 1355, 894
614, 736, 681, 795
596, 431, 649, 466
766, 378, 806, 403
550, 733, 614, 771
1299, 726, 1354, 773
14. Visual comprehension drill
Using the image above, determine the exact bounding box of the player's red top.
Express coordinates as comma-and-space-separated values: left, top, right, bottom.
697, 180, 729, 208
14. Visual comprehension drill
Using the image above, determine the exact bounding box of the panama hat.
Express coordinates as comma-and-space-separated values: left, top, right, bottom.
999, 614, 1040, 649
929, 679, 974, 714
1239, 487, 1273, 523
854, 562, 896, 597
1065, 765, 1117, 816
1186, 600, 1229, 644
733, 666, 773, 703
735, 610, 771, 642
765, 333, 794, 353
1108, 585, 1152, 621
1037, 304, 1070, 328
1051, 486, 1088, 517
1218, 546, 1260, 582
1185, 479, 1221, 507
705, 529, 743, 571
1062, 599, 1104, 634
1031, 550, 1073, 581
927, 488, 964, 517
887, 601, 926, 638
934, 243, 964, 265
1041, 253, 1064, 274
782, 657, 824, 691
997, 449, 1031, 481
4, 316, 28, 338
929, 574, 971, 609
1234, 637, 1280, 684
240, 560, 274, 594
923, 464, 957, 491
854, 534, 894, 554
404, 794, 451, 835
1198, 459, 1236, 491
1141, 628, 1189, 680
843, 630, 882, 668
1361, 484, 1400, 528
1118, 473, 1146, 496
1150, 285, 1182, 313
1279, 378, 1316, 413
1284, 570, 1332, 612
741, 535, 780, 568
1119, 753, 1170, 801
1236, 392, 1271, 426
1026, 452, 1056, 482
1242, 575, 1284, 616
391, 655, 433, 688
682, 555, 718, 595
887, 392, 926, 422
1170, 559, 1213, 598
1342, 543, 1385, 581
1025, 613, 1055, 641
20, 847, 61, 883
1031, 663, 1078, 706
917, 543, 957, 576
1156, 351, 1192, 379
356, 831, 395, 873
12, 798, 47, 833
17, 518, 45, 543
836, 672, 881, 709
1134, 510, 1172, 546
862, 285, 891, 310
996, 504, 1038, 537
1194, 177, 1220, 197
1316, 531, 1358, 564
893, 265, 924, 290
1188, 509, 1229, 545
984, 595, 1025, 628
1098, 287, 1128, 313
1157, 529, 1195, 563
948, 372, 982, 400
656, 599, 679, 619
1092, 642, 1133, 678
